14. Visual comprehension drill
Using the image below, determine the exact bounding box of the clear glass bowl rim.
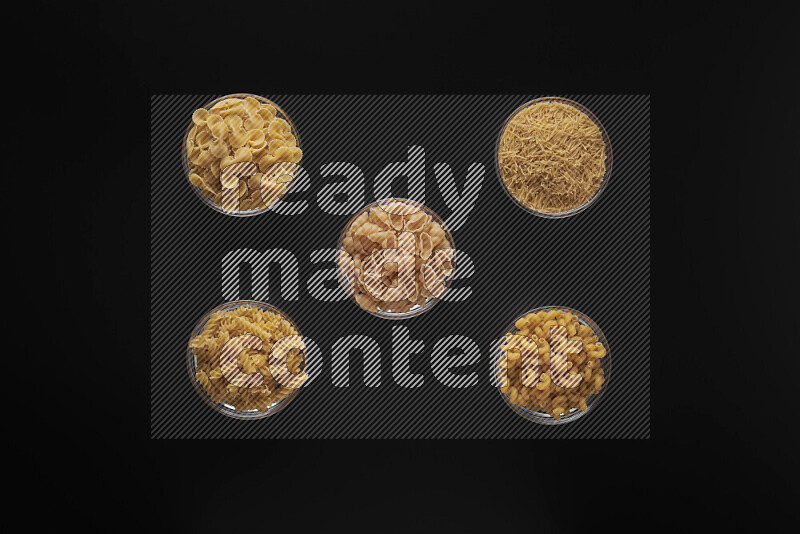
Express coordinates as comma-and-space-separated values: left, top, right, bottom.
495, 305, 612, 425
181, 93, 303, 218
494, 96, 614, 219
335, 198, 457, 320
185, 299, 304, 420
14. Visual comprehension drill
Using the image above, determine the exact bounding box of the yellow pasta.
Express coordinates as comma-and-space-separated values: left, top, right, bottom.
192, 108, 209, 125
228, 128, 249, 148
243, 97, 261, 115
194, 149, 213, 167
245, 115, 265, 130
209, 120, 228, 139
272, 146, 294, 162
267, 118, 290, 139
287, 147, 302, 163
247, 129, 265, 147
208, 138, 228, 159
219, 103, 246, 118
188, 172, 208, 191
498, 308, 607, 420
268, 138, 286, 153
220, 161, 257, 189
189, 305, 305, 414
257, 153, 277, 171
224, 114, 243, 130
498, 100, 607, 214
206, 113, 223, 128
258, 105, 276, 122
234, 147, 252, 162
185, 95, 302, 213
195, 128, 212, 148
211, 98, 238, 111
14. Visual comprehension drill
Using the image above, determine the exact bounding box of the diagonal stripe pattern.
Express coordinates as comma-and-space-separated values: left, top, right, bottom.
151, 94, 650, 439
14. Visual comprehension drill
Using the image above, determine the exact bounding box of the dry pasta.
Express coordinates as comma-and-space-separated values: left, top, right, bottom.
185, 96, 302, 213
338, 199, 455, 315
189, 305, 305, 413
498, 100, 607, 214
497, 308, 607, 420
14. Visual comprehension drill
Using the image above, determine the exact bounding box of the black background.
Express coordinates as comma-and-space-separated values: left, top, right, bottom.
11, 1, 799, 531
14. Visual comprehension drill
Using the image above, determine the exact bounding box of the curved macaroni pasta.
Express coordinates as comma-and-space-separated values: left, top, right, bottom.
498, 308, 607, 420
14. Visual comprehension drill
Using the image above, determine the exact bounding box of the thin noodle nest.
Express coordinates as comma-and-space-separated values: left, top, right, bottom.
498, 101, 607, 214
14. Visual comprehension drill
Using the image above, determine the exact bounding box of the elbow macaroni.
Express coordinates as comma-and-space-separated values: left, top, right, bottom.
498, 308, 608, 421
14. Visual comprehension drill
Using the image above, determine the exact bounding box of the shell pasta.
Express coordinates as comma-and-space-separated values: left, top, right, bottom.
185, 95, 302, 213
337, 199, 455, 316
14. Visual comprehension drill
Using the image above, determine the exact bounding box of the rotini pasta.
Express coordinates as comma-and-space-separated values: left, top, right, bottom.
188, 304, 306, 415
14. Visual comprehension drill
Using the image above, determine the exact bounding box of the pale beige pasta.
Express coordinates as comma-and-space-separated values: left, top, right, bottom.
258, 105, 276, 122
228, 128, 249, 148
268, 138, 286, 153
192, 108, 209, 125
208, 138, 228, 159
209, 120, 228, 139
218, 103, 246, 118
245, 115, 265, 130
267, 118, 290, 139
224, 114, 243, 130
498, 100, 607, 214
194, 149, 213, 167
243, 96, 260, 116
247, 129, 266, 147
195, 128, 212, 147
338, 199, 455, 315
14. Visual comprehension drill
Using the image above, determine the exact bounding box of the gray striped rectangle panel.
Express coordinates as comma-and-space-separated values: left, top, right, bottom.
150, 95, 650, 439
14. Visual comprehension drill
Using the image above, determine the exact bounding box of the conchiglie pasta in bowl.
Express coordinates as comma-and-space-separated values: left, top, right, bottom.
182, 94, 303, 216
493, 306, 611, 425
336, 198, 456, 319
186, 300, 307, 419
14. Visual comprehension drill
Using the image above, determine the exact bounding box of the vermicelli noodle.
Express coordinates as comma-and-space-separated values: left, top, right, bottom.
498, 101, 607, 213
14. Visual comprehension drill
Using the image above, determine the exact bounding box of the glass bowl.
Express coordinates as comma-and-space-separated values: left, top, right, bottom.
336, 198, 456, 319
186, 300, 305, 419
181, 93, 302, 217
493, 306, 611, 425
495, 97, 613, 218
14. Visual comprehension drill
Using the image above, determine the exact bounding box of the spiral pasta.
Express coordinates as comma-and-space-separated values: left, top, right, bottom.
189, 305, 305, 413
